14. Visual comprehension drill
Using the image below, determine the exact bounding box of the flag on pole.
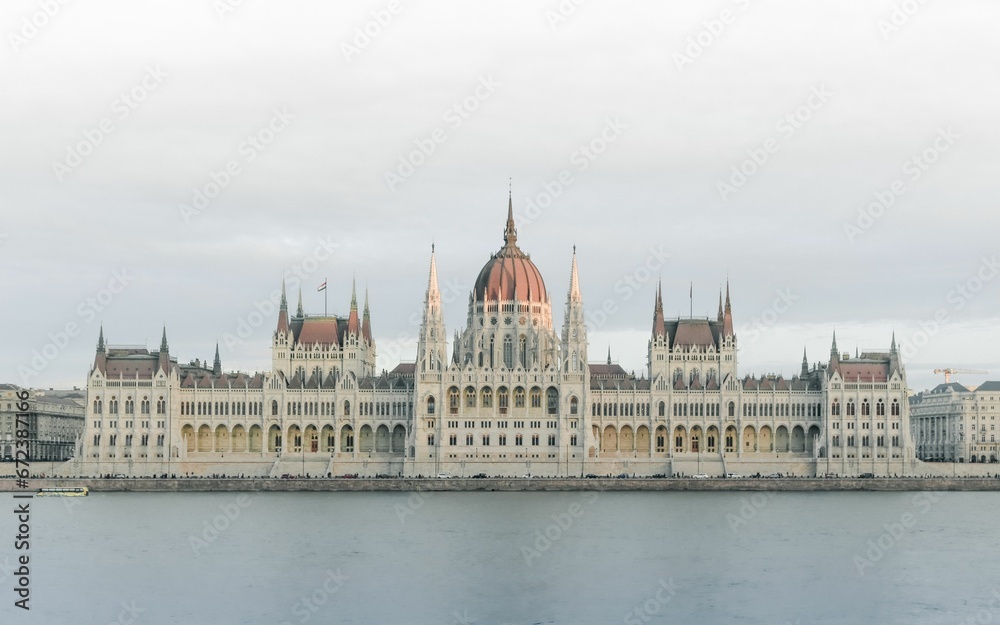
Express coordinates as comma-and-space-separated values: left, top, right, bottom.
317, 281, 327, 292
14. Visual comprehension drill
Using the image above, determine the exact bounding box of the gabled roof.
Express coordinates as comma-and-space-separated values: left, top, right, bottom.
667, 319, 720, 349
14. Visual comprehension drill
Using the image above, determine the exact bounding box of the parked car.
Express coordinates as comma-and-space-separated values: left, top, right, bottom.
693, 473, 710, 479
436, 473, 452, 479
859, 472, 875, 479
726, 473, 744, 479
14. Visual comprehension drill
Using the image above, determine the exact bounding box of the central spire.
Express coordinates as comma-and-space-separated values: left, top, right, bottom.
503, 189, 517, 247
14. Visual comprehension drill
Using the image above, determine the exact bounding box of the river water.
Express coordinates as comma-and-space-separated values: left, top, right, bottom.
1, 491, 998, 625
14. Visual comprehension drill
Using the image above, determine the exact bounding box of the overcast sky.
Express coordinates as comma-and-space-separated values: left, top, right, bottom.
2, 0, 998, 394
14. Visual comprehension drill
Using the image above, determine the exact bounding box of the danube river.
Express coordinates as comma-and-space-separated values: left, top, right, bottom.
2, 491, 998, 624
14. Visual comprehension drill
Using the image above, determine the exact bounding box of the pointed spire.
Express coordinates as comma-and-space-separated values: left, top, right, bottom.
158, 326, 171, 374
717, 290, 724, 322
652, 280, 665, 338
607, 345, 612, 366
296, 286, 304, 317
94, 326, 107, 374
801, 347, 809, 377
829, 330, 840, 369
426, 244, 441, 308
213, 343, 222, 376
503, 190, 517, 247
567, 246, 582, 304
890, 331, 897, 354
362, 286, 372, 344
276, 279, 289, 335
347, 278, 360, 336
722, 280, 734, 337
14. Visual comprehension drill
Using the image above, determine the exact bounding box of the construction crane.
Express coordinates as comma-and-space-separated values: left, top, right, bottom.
933, 368, 988, 383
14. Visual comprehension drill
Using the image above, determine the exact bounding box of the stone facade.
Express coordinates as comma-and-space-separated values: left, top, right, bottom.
0, 384, 85, 464
71, 196, 929, 477
910, 381, 1000, 464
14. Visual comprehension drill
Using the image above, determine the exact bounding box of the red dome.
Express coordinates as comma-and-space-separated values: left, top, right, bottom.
473, 201, 548, 304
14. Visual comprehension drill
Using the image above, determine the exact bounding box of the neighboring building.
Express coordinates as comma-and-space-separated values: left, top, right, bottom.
910, 381, 1000, 464
0, 384, 86, 464
73, 195, 918, 477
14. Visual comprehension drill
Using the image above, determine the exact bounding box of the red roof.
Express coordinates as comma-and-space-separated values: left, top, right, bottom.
297, 318, 341, 346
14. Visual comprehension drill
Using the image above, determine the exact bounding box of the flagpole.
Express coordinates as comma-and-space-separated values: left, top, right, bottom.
324, 277, 328, 316
689, 282, 693, 318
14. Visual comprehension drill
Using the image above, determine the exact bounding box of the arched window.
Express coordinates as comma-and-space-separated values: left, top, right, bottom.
503, 335, 513, 369
271, 400, 278, 416
847, 401, 855, 416
344, 400, 351, 416
876, 399, 885, 416
658, 401, 665, 417
93, 399, 102, 414
448, 387, 460, 414
861, 400, 870, 416
482, 387, 493, 408
546, 388, 559, 415
530, 387, 542, 409
728, 401, 735, 417
570, 396, 578, 415
514, 387, 526, 408
891, 399, 900, 416
426, 396, 436, 415
519, 335, 527, 369
465, 386, 476, 408
831, 400, 840, 416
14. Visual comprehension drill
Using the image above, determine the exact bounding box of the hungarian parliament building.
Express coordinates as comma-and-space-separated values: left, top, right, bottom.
73, 196, 924, 478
